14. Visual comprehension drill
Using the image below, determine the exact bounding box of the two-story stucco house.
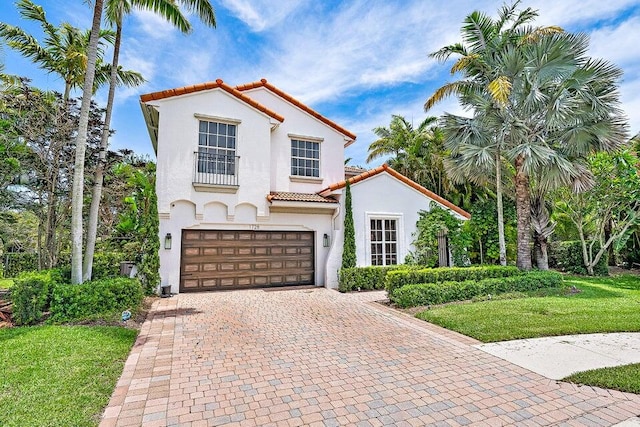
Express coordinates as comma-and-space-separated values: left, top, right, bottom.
139, 78, 469, 294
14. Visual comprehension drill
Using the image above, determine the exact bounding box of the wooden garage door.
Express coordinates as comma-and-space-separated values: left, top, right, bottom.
180, 230, 314, 291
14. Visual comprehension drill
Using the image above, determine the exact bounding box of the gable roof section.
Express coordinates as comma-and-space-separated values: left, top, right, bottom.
139, 79, 285, 123
320, 164, 471, 219
236, 79, 357, 144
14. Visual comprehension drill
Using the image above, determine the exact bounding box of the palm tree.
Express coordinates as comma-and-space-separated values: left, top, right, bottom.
0, 0, 143, 101
368, 115, 449, 191
425, 1, 627, 270
82, 0, 216, 281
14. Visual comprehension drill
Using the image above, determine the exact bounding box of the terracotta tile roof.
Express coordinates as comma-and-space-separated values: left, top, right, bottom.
139, 79, 285, 123
345, 165, 368, 177
267, 192, 338, 204
321, 164, 471, 219
236, 79, 357, 143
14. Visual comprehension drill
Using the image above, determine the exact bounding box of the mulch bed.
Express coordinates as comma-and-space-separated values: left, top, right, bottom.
0, 289, 12, 328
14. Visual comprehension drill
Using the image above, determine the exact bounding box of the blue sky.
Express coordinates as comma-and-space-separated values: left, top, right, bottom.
1, 0, 639, 168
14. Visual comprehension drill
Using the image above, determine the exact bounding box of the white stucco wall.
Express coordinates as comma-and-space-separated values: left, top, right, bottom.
349, 172, 467, 267
159, 201, 335, 293
239, 87, 347, 194
149, 87, 346, 293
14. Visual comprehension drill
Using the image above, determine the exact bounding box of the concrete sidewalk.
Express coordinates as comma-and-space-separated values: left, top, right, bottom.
475, 333, 640, 380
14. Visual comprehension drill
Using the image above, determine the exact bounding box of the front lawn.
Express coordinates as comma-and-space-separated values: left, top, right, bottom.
0, 326, 137, 427
416, 274, 640, 342
564, 363, 640, 394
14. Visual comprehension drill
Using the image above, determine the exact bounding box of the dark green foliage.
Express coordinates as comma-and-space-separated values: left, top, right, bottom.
386, 265, 522, 296
392, 270, 563, 308
466, 198, 517, 264
338, 265, 410, 292
341, 181, 356, 269
3, 252, 38, 278
411, 204, 472, 267
11, 269, 63, 325
115, 162, 160, 294
549, 241, 608, 276
91, 250, 127, 279
49, 277, 143, 323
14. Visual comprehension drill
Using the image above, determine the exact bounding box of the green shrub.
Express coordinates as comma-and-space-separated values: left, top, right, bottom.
3, 252, 39, 278
338, 265, 413, 292
385, 265, 522, 296
91, 251, 127, 279
391, 270, 563, 308
11, 270, 64, 325
49, 278, 143, 323
549, 240, 608, 276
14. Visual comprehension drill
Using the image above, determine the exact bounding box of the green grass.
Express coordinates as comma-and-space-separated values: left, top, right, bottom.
0, 278, 14, 289
0, 326, 137, 427
416, 274, 640, 343
564, 363, 640, 394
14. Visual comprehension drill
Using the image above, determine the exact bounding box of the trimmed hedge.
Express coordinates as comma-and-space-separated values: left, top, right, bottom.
11, 270, 64, 325
338, 266, 409, 292
385, 265, 522, 296
391, 270, 563, 308
49, 278, 143, 323
549, 240, 608, 276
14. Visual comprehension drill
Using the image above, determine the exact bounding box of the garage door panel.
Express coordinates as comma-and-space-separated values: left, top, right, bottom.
180, 230, 314, 291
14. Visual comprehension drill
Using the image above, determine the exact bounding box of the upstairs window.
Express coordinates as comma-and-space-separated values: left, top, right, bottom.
198, 120, 236, 175
291, 139, 320, 178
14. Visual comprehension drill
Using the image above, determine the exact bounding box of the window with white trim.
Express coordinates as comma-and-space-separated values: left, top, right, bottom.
291, 139, 320, 177
198, 120, 236, 175
370, 219, 398, 266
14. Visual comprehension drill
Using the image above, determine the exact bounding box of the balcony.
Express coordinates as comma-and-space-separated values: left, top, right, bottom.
192, 151, 239, 193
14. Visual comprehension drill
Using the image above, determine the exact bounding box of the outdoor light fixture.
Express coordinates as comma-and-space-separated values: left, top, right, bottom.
164, 233, 172, 250
323, 233, 330, 247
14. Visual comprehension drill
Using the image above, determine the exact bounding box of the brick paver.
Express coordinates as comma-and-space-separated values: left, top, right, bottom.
100, 288, 640, 426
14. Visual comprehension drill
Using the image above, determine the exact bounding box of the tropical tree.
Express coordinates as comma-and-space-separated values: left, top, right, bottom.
83, 0, 216, 281
555, 149, 640, 275
70, 0, 104, 284
0, 0, 143, 101
425, 1, 627, 270
368, 115, 451, 193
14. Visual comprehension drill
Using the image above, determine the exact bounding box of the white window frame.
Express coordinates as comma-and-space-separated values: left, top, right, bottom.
365, 213, 404, 266
196, 118, 238, 176
290, 138, 321, 178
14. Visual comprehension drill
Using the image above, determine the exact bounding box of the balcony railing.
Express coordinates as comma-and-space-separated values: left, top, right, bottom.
193, 151, 239, 187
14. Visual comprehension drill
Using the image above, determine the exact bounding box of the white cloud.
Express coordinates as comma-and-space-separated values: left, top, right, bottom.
131, 9, 180, 40
588, 15, 640, 67
218, 0, 307, 32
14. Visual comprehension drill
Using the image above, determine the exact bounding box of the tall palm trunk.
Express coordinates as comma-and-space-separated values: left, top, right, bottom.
70, 0, 103, 284
83, 20, 121, 281
514, 155, 532, 270
496, 147, 507, 266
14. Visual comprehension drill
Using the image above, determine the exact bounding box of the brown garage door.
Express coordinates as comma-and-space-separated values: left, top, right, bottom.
180, 230, 314, 291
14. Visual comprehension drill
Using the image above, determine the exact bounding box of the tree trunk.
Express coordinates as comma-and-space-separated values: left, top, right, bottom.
496, 148, 507, 266
514, 155, 532, 270
535, 233, 549, 270
70, 0, 103, 284
83, 21, 122, 282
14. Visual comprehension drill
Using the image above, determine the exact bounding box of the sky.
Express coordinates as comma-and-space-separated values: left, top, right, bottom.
1, 0, 639, 168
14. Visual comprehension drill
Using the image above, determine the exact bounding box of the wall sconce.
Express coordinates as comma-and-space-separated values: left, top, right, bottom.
323, 233, 330, 247
164, 233, 172, 250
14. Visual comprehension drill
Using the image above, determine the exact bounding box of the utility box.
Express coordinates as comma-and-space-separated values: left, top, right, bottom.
120, 261, 135, 277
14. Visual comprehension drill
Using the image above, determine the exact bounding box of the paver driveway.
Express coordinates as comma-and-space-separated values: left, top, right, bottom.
101, 288, 640, 426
